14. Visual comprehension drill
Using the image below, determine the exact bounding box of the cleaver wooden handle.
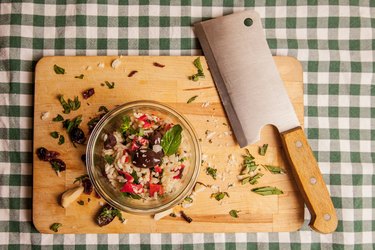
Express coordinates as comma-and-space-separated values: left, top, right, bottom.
281, 127, 338, 234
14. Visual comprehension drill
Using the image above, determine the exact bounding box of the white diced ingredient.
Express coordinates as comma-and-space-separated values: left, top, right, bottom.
111, 58, 121, 69
40, 111, 49, 120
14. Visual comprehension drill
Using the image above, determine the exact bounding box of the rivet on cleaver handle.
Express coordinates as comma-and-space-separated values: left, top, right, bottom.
194, 10, 337, 233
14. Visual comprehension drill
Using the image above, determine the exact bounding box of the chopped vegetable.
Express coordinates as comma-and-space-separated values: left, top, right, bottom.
161, 125, 182, 156
77, 200, 84, 205
104, 155, 115, 165
191, 57, 205, 81
153, 62, 165, 68
50, 223, 62, 232
184, 196, 193, 203
180, 211, 193, 223
104, 81, 115, 89
241, 173, 263, 185
229, 210, 240, 218
96, 204, 125, 227
242, 149, 258, 173
210, 191, 229, 201
187, 95, 198, 104
205, 167, 217, 180
128, 70, 138, 77
75, 74, 84, 79
122, 192, 142, 200
120, 116, 131, 133
263, 165, 286, 174
52, 114, 64, 122
58, 135, 65, 145
258, 144, 268, 156
251, 186, 284, 196
54, 65, 65, 74
50, 131, 59, 139
82, 88, 95, 99
58, 95, 80, 114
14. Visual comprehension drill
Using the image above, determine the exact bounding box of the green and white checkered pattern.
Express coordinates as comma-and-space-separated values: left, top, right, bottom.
0, 0, 374, 248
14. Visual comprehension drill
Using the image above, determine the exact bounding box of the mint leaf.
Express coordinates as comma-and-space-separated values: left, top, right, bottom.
50, 131, 59, 138
187, 95, 198, 103
258, 144, 268, 156
50, 222, 62, 232
251, 186, 284, 196
229, 210, 240, 218
161, 124, 182, 156
120, 115, 131, 133
104, 155, 115, 165
52, 114, 64, 122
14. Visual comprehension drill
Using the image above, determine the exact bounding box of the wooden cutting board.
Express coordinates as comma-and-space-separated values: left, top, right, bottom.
33, 56, 304, 233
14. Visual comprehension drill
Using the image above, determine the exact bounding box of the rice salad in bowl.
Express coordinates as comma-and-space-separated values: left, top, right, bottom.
86, 101, 201, 214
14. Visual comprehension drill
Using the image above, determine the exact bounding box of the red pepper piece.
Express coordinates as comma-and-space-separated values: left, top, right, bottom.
149, 183, 164, 197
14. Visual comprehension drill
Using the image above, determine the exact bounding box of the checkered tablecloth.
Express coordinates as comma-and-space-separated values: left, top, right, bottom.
0, 1, 374, 249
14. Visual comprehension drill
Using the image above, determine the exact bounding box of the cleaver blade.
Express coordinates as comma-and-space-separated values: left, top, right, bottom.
194, 10, 337, 234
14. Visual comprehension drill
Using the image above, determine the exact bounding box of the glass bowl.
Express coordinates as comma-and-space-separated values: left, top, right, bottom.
86, 101, 201, 214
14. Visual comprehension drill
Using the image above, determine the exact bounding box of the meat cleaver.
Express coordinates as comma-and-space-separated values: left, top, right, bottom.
194, 10, 337, 234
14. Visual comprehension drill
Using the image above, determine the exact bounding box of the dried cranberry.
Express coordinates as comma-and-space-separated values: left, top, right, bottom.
49, 158, 66, 173
69, 127, 86, 144
82, 177, 93, 195
82, 88, 95, 99
104, 133, 117, 149
36, 147, 59, 161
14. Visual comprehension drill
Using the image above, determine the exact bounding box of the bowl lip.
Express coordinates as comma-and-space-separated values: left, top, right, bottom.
86, 100, 201, 214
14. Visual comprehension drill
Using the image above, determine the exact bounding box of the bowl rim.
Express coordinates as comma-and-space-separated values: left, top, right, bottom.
86, 100, 201, 214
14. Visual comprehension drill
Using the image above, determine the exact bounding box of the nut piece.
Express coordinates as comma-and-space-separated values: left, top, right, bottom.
61, 186, 84, 208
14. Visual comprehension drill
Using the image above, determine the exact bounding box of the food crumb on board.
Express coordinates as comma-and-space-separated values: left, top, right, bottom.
201, 101, 210, 108
111, 58, 121, 69
40, 111, 50, 120
98, 62, 104, 68
86, 66, 92, 71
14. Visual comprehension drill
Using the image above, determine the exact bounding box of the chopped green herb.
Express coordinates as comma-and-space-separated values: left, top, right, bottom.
229, 210, 240, 218
205, 167, 217, 180
258, 144, 268, 156
210, 191, 229, 201
99, 106, 109, 113
180, 211, 193, 223
130, 170, 140, 184
97, 204, 125, 226
52, 114, 64, 122
54, 65, 65, 74
241, 173, 264, 185
184, 196, 193, 203
75, 74, 84, 79
59, 95, 70, 114
68, 96, 81, 111
104, 155, 115, 165
161, 125, 182, 156
191, 57, 205, 81
50, 131, 59, 138
120, 116, 131, 133
104, 81, 115, 89
58, 135, 65, 145
242, 148, 258, 173
251, 186, 284, 196
73, 174, 89, 184
58, 95, 80, 114
187, 95, 198, 103
122, 192, 142, 200
222, 122, 227, 126
77, 200, 84, 205
263, 165, 286, 174
50, 223, 62, 232
63, 115, 82, 133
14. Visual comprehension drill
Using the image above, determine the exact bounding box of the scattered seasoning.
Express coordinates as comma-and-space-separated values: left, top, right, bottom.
180, 211, 193, 223
75, 74, 84, 79
263, 165, 286, 174
58, 95, 80, 114
96, 204, 124, 227
198, 138, 202, 142
169, 213, 177, 217
153, 62, 165, 68
52, 114, 64, 122
251, 186, 284, 196
210, 191, 229, 201
205, 167, 217, 180
50, 223, 62, 232
50, 158, 66, 176
50, 131, 59, 139
258, 144, 268, 156
128, 70, 138, 77
58, 135, 65, 145
104, 81, 115, 89
77, 200, 84, 206
222, 122, 227, 126
54, 65, 65, 74
229, 210, 240, 218
187, 95, 198, 104
191, 57, 205, 81
242, 149, 258, 173
36, 147, 59, 161
82, 88, 95, 99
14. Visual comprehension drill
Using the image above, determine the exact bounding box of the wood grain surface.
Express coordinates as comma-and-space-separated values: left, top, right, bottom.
33, 56, 304, 234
